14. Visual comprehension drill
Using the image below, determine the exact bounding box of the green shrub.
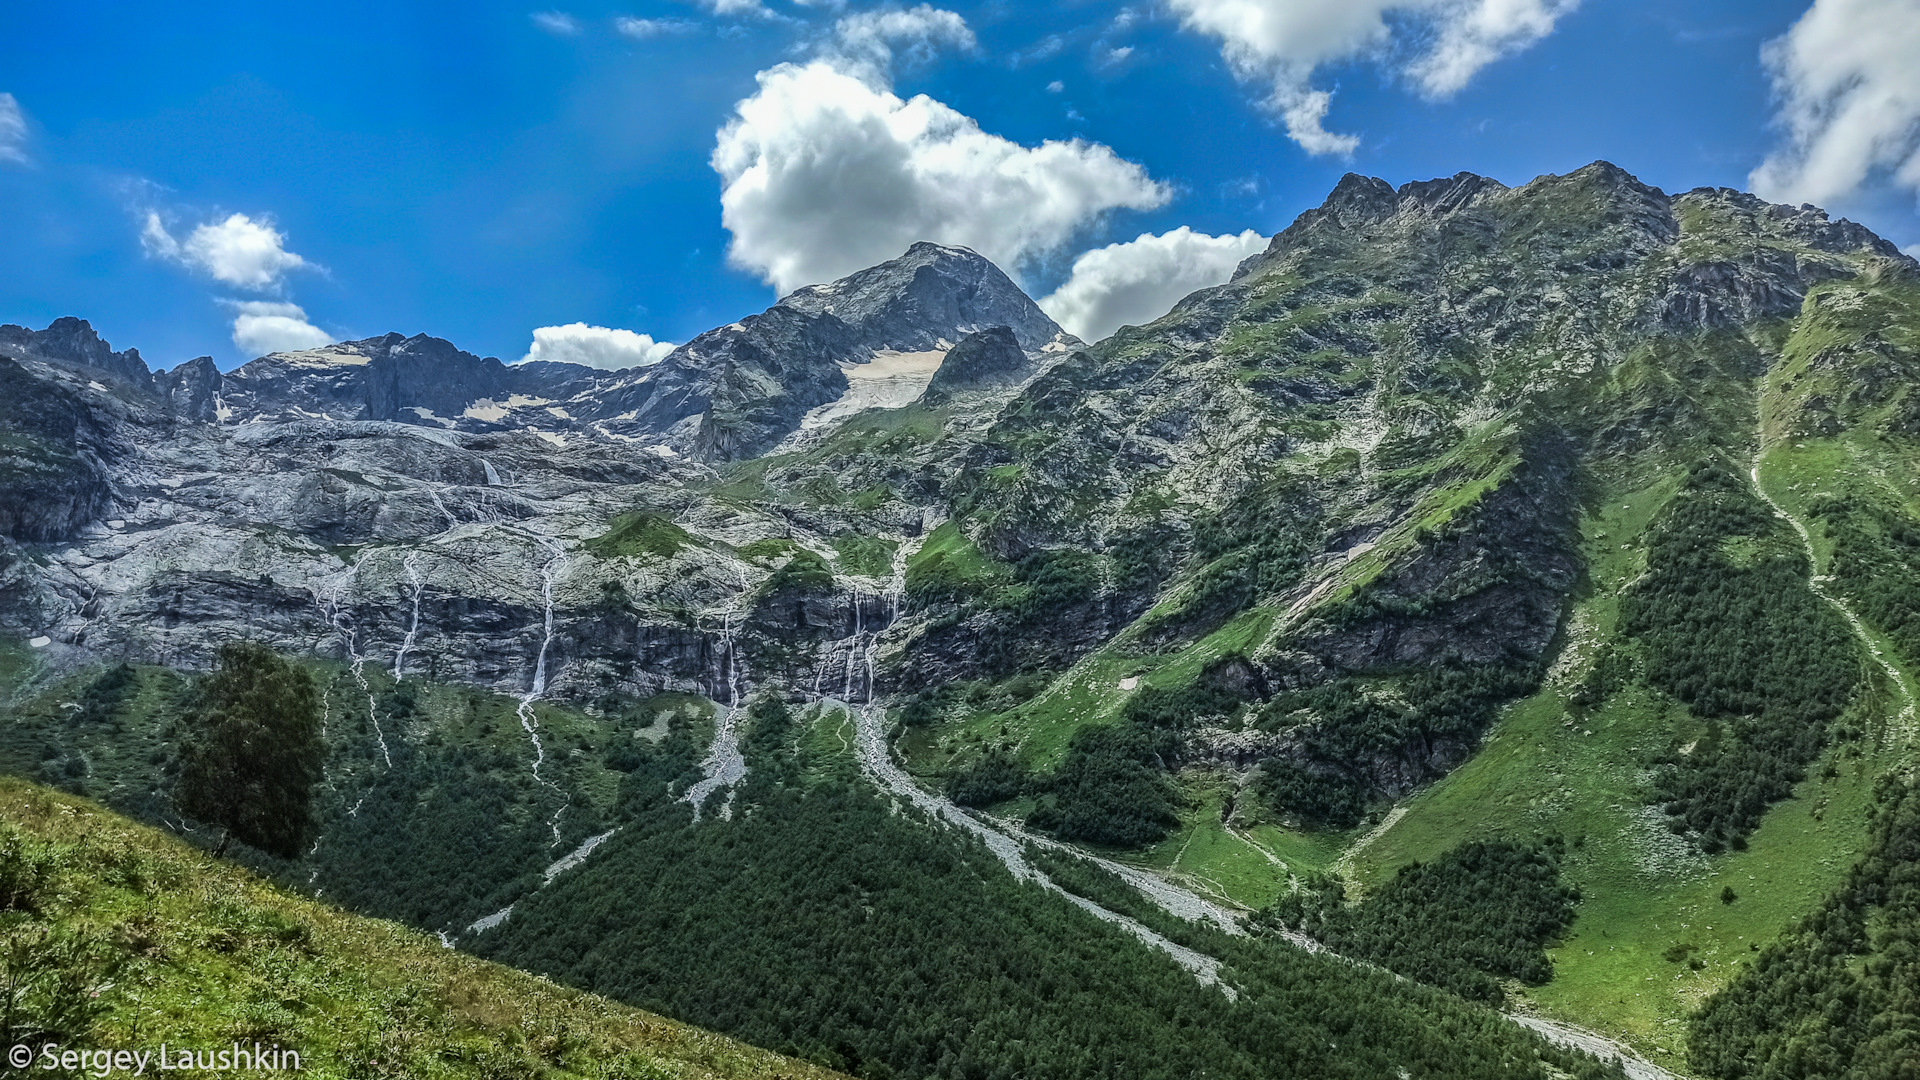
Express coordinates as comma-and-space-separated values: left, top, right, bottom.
585, 512, 694, 560
1259, 839, 1579, 1005
764, 549, 835, 594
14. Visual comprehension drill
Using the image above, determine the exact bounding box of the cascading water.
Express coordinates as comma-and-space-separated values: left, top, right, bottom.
843, 697, 1235, 994
392, 553, 424, 680
516, 538, 570, 845
426, 486, 460, 532
830, 531, 1241, 992
315, 567, 392, 769
681, 567, 753, 818
842, 588, 865, 701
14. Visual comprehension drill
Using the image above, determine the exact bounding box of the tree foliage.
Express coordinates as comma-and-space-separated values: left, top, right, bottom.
174, 642, 325, 859
1621, 460, 1859, 851
1689, 775, 1920, 1078
1254, 662, 1540, 829
1259, 839, 1580, 1005
476, 742, 1623, 1080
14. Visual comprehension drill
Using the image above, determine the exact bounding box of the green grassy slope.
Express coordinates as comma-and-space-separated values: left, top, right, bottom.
0, 775, 843, 1080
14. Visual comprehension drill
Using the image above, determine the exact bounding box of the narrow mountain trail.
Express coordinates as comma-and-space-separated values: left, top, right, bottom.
1750, 443, 1919, 742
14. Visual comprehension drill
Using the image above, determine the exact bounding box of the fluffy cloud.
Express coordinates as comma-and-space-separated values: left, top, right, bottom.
614, 16, 695, 38
518, 323, 677, 369
833, 5, 975, 71
713, 58, 1168, 293
142, 212, 312, 291
531, 11, 581, 34
226, 301, 333, 357
1039, 227, 1267, 342
1750, 0, 1920, 207
0, 93, 27, 165
1408, 0, 1575, 96
1167, 0, 1578, 154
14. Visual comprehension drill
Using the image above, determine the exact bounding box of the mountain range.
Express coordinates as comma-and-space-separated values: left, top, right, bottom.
6, 161, 1920, 1080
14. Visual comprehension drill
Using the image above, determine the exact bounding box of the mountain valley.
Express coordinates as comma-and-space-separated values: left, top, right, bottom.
7, 161, 1920, 1079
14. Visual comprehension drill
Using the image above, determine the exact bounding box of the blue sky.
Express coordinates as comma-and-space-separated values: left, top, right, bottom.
2, 0, 1917, 371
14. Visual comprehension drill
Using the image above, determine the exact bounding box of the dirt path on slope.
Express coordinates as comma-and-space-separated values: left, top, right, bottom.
1750, 444, 1918, 742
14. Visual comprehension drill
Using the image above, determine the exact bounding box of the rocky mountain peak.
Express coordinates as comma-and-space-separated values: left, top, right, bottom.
777, 242, 1073, 355
156, 356, 222, 422
0, 317, 154, 389
1396, 171, 1507, 215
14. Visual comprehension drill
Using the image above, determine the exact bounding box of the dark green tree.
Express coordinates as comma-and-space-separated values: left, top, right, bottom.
175, 642, 325, 859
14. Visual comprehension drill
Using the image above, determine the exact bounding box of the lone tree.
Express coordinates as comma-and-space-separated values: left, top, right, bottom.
175, 642, 325, 859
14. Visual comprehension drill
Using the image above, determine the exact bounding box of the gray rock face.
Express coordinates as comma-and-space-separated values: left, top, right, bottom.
0, 355, 118, 542
156, 357, 222, 422
0, 317, 155, 390
216, 332, 591, 428
6, 161, 1916, 829
675, 244, 1076, 459
779, 243, 1067, 354
923, 326, 1030, 405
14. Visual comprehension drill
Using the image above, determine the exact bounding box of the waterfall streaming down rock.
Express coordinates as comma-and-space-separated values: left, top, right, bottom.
515, 538, 569, 845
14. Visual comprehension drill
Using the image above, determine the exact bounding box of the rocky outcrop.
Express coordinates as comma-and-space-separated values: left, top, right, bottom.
188, 245, 1076, 463
0, 317, 154, 390
922, 326, 1030, 405
0, 355, 116, 542
157, 356, 222, 421
779, 243, 1069, 354
4, 162, 1916, 826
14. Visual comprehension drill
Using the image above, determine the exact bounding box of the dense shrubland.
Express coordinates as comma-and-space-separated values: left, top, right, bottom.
1259, 839, 1580, 1005
1621, 459, 1859, 851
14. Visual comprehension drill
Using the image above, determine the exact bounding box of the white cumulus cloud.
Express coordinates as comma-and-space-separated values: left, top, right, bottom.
712, 58, 1169, 293
833, 5, 975, 70
1039, 227, 1268, 342
0, 93, 27, 165
1750, 0, 1920, 207
518, 323, 677, 369
226, 301, 333, 357
142, 212, 313, 291
1167, 0, 1579, 154
1409, 0, 1576, 96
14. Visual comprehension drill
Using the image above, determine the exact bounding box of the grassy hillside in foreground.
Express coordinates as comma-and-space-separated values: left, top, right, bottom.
0, 776, 842, 1080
